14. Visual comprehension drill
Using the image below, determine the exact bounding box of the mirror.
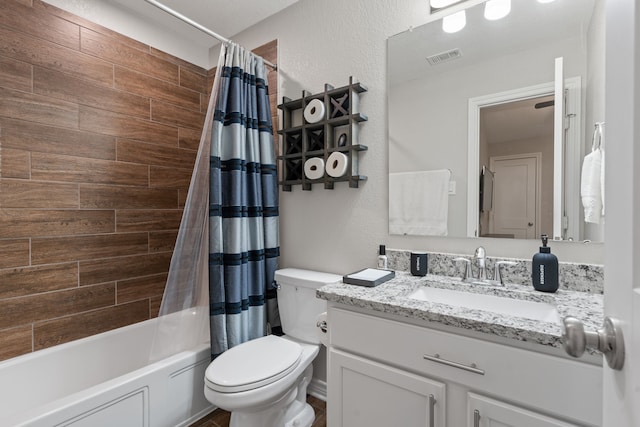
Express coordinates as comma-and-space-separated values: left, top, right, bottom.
388, 0, 605, 242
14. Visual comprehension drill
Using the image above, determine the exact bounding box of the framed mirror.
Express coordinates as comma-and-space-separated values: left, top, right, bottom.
388, 0, 605, 243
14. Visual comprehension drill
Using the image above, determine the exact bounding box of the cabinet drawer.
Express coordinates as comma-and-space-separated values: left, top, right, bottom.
329, 307, 601, 426
328, 349, 446, 427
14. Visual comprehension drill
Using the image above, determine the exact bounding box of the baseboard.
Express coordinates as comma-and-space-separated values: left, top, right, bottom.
307, 378, 327, 401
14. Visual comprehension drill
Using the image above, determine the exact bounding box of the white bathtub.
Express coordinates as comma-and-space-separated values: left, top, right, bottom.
0, 314, 214, 427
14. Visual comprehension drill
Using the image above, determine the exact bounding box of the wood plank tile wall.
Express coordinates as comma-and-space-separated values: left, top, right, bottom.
0, 0, 278, 362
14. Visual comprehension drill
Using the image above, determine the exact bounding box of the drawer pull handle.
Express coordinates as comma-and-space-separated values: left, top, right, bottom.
423, 353, 485, 375
474, 409, 481, 427
429, 394, 436, 427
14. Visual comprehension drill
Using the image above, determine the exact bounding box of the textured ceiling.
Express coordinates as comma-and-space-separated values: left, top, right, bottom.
109, 0, 299, 46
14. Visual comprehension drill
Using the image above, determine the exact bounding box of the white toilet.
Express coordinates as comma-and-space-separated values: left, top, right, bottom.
204, 268, 341, 427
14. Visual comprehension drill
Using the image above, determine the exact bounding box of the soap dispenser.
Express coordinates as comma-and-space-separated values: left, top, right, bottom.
377, 245, 388, 270
531, 234, 559, 293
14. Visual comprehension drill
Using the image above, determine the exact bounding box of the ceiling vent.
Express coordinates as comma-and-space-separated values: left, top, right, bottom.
426, 48, 462, 66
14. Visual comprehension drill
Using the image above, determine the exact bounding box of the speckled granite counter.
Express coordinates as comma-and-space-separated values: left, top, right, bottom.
317, 272, 603, 351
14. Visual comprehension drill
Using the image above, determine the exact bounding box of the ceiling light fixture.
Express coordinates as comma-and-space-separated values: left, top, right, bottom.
442, 10, 466, 33
430, 0, 460, 9
484, 0, 511, 20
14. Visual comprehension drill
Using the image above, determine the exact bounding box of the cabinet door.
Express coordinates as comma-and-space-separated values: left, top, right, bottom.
467, 393, 583, 427
328, 349, 445, 427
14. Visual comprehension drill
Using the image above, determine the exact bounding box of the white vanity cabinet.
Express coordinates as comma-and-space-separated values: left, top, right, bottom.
326, 306, 602, 427
467, 393, 584, 427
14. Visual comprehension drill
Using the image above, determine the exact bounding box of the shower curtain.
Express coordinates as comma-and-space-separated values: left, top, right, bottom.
149, 43, 279, 362
209, 44, 280, 358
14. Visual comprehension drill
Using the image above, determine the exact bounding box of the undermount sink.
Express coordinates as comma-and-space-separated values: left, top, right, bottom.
408, 286, 560, 323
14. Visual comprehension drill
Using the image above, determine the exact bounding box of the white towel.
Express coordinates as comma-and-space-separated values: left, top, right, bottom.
581, 148, 603, 224
389, 170, 450, 236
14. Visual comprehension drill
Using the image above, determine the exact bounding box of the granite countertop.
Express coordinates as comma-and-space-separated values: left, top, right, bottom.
317, 271, 604, 351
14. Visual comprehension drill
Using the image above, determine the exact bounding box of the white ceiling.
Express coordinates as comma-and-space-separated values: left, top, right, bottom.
109, 0, 299, 46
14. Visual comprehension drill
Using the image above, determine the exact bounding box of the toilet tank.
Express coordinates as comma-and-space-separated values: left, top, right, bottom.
274, 268, 342, 344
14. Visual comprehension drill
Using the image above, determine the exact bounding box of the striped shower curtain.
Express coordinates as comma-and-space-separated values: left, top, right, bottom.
209, 43, 280, 359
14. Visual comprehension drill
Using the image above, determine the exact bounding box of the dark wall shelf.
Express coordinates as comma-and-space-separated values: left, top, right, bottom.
277, 76, 368, 191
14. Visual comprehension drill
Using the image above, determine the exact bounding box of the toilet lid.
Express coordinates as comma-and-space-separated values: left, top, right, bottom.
205, 335, 302, 393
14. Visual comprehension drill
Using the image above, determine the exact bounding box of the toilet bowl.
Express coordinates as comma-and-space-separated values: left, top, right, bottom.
204, 268, 342, 427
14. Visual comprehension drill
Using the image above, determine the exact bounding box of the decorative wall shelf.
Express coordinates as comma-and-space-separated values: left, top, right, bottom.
277, 77, 368, 191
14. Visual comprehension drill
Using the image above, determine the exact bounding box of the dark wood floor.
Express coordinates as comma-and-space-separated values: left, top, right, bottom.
189, 395, 326, 427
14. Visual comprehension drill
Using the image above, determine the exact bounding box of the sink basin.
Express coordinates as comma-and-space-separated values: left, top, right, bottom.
408, 286, 560, 323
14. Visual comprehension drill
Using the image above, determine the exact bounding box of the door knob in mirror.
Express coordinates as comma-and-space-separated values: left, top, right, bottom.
562, 316, 625, 370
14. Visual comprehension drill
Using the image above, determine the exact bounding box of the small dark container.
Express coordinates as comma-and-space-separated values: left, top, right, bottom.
410, 252, 428, 276
532, 235, 559, 293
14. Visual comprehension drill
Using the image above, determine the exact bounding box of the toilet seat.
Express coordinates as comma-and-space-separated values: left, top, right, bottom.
205, 335, 303, 393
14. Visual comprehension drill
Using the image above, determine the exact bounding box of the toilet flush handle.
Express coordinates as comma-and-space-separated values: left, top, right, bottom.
316, 319, 328, 334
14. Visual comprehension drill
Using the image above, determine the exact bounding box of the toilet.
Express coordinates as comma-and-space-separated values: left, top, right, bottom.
204, 268, 341, 427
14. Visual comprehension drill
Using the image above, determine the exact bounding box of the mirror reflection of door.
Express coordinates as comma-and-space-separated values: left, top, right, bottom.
478, 95, 554, 239
489, 154, 541, 239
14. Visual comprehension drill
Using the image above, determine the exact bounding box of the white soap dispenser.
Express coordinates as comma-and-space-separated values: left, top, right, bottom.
377, 245, 388, 270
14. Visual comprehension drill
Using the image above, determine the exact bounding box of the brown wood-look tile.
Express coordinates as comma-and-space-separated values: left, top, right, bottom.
31, 152, 149, 186
252, 40, 277, 64
117, 139, 196, 169
0, 209, 114, 238
0, 325, 33, 362
179, 188, 192, 208
0, 55, 32, 92
114, 66, 200, 112
32, 232, 149, 265
15, 0, 33, 7
179, 67, 208, 94
79, 252, 172, 286
149, 230, 178, 253
0, 0, 80, 50
116, 209, 182, 232
0, 239, 29, 269
150, 47, 207, 76
0, 262, 78, 299
1, 179, 79, 208
0, 148, 30, 179
149, 166, 192, 189
0, 86, 78, 129
79, 105, 178, 147
80, 185, 178, 210
34, 66, 150, 119
33, 299, 149, 350
0, 117, 116, 161
0, 282, 115, 330
150, 295, 163, 318
34, 0, 149, 53
151, 99, 205, 130
179, 127, 203, 151
0, 25, 112, 86
117, 273, 167, 304
81, 28, 178, 84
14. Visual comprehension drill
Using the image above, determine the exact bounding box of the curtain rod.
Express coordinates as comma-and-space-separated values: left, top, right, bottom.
143, 0, 278, 70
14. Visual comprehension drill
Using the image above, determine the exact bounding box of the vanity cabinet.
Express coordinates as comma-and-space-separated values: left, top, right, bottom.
327, 306, 602, 427
330, 349, 445, 426
467, 393, 582, 427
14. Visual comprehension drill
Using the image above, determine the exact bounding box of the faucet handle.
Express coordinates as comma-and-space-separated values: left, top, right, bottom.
493, 261, 517, 285
453, 257, 472, 281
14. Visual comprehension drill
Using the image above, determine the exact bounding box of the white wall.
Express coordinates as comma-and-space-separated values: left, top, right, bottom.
230, 0, 604, 270
584, 0, 606, 242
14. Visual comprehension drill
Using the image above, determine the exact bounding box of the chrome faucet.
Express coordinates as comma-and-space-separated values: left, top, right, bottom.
473, 246, 487, 281
454, 247, 516, 286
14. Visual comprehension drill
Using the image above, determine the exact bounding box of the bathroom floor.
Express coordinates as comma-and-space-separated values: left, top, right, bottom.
189, 395, 327, 427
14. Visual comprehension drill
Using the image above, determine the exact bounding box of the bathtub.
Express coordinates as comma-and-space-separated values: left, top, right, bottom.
0, 313, 214, 427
